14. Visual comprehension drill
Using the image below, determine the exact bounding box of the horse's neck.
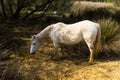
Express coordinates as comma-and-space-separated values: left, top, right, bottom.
37, 25, 52, 39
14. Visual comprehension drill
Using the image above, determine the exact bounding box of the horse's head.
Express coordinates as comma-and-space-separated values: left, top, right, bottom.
30, 35, 40, 54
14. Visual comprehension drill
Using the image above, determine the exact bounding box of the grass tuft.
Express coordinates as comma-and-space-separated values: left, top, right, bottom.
97, 19, 120, 54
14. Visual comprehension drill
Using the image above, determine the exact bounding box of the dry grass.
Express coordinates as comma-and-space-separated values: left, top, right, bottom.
0, 21, 120, 80
0, 39, 120, 80
73, 1, 114, 8
71, 1, 115, 13
70, 1, 120, 21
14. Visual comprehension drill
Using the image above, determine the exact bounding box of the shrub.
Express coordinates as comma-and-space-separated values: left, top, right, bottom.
70, 1, 119, 22
97, 19, 120, 53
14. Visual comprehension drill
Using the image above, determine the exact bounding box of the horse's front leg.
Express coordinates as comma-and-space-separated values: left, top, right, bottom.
61, 45, 67, 58
52, 42, 59, 59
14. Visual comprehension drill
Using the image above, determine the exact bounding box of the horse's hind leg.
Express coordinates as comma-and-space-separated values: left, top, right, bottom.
85, 41, 95, 64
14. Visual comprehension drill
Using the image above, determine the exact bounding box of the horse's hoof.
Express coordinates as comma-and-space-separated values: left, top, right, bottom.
89, 62, 93, 65
88, 61, 96, 65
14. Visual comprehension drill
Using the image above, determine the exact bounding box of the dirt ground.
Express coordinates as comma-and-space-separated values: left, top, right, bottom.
0, 43, 120, 80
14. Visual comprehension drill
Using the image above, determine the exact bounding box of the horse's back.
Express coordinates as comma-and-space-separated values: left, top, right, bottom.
79, 20, 99, 28
76, 20, 100, 33
50, 20, 100, 45
51, 20, 100, 36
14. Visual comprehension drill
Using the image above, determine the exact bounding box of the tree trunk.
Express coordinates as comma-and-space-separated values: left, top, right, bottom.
7, 0, 14, 17
0, 0, 7, 18
13, 0, 24, 20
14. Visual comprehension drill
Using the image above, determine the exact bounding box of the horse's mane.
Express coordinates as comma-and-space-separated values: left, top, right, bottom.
36, 25, 53, 39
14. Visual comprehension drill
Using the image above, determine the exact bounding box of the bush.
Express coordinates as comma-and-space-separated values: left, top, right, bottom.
97, 19, 120, 53
70, 1, 119, 22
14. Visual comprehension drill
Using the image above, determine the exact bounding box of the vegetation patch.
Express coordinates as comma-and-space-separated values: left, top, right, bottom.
0, 1, 120, 80
70, 1, 120, 21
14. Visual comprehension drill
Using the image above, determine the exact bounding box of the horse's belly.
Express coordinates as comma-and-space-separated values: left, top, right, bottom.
60, 35, 82, 45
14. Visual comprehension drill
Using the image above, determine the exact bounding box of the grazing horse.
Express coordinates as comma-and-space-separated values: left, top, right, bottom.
30, 20, 101, 63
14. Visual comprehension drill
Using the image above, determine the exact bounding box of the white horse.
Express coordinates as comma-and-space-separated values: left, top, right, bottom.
30, 20, 101, 63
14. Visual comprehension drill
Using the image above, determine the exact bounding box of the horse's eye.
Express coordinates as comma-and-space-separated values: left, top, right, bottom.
33, 43, 35, 45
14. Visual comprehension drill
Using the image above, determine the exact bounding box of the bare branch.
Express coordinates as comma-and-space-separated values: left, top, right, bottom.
21, 0, 55, 20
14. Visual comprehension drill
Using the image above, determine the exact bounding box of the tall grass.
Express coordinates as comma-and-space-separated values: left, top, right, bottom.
97, 19, 120, 53
70, 1, 120, 22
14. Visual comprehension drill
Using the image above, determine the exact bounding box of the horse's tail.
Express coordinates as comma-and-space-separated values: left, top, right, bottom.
94, 24, 101, 58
